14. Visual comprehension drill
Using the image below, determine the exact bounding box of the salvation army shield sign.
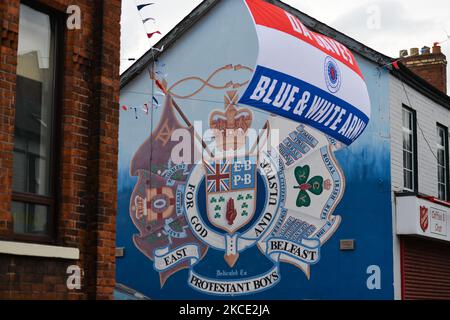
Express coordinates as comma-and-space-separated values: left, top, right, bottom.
420, 206, 429, 232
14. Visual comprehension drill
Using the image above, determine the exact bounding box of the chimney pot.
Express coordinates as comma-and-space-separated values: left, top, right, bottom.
432, 44, 442, 54
399, 49, 408, 58
421, 46, 431, 55
410, 48, 419, 56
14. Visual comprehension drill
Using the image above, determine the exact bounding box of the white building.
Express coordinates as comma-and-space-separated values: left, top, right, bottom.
389, 47, 450, 300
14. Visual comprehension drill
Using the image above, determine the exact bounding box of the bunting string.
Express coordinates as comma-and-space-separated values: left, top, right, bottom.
121, 99, 160, 119
135, 1, 161, 43
121, 63, 254, 114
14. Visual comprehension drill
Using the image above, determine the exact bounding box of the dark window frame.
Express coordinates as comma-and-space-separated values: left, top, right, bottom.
437, 123, 450, 201
402, 104, 418, 193
12, 0, 65, 244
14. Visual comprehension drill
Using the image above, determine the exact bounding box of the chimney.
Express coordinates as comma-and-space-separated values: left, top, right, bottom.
421, 46, 431, 55
399, 49, 408, 58
410, 47, 419, 56
399, 44, 448, 94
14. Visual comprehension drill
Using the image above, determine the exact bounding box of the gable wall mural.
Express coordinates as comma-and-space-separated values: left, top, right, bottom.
117, 0, 394, 300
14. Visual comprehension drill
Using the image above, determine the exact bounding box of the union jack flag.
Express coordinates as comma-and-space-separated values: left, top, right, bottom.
205, 161, 231, 193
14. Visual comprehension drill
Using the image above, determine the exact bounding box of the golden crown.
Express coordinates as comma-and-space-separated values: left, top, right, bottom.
209, 91, 253, 132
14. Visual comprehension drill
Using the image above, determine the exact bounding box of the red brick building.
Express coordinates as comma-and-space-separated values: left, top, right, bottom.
0, 0, 121, 299
400, 44, 448, 94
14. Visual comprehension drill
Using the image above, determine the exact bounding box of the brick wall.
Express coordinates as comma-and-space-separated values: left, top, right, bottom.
402, 46, 447, 94
0, 0, 19, 239
405, 60, 447, 94
0, 0, 121, 300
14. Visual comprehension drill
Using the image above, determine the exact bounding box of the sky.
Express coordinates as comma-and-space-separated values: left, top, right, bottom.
120, 0, 450, 92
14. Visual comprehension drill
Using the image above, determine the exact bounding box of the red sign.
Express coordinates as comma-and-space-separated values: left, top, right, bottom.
420, 206, 429, 232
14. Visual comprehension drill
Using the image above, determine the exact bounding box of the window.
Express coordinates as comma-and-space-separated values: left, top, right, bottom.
402, 106, 417, 192
12, 3, 60, 241
437, 124, 449, 201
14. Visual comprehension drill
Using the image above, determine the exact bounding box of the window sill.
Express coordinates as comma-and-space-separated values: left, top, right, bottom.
0, 240, 79, 260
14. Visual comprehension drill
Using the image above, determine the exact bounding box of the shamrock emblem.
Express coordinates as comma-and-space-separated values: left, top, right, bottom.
242, 210, 248, 217
215, 205, 222, 211
241, 203, 249, 209
294, 165, 324, 208
245, 194, 253, 200
210, 197, 217, 204
219, 196, 225, 203
214, 213, 221, 219
237, 195, 244, 201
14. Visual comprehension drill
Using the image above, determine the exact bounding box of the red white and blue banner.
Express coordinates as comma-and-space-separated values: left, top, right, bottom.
239, 0, 371, 146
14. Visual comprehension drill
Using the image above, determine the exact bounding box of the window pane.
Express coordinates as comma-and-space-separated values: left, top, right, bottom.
12, 201, 50, 236
403, 132, 412, 151
406, 152, 413, 170
403, 151, 412, 170
438, 184, 446, 201
13, 4, 55, 197
438, 166, 446, 184
402, 109, 413, 130
403, 150, 407, 169
437, 127, 445, 147
437, 149, 445, 166
402, 109, 408, 129
404, 169, 413, 190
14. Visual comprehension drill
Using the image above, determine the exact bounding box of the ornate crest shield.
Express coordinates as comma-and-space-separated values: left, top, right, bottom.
203, 156, 257, 234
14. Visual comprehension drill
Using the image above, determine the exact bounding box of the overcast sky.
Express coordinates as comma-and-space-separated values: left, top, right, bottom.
121, 0, 450, 91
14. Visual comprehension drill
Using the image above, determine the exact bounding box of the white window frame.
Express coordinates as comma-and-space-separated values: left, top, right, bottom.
402, 107, 415, 192
437, 125, 448, 201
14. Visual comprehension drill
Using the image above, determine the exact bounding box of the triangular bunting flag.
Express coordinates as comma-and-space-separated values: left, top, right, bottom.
142, 104, 149, 115
147, 31, 161, 39
142, 17, 155, 23
137, 3, 154, 11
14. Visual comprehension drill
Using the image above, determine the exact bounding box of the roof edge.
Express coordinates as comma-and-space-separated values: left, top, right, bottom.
392, 62, 450, 110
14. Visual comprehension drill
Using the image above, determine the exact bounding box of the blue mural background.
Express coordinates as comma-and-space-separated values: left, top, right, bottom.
117, 0, 394, 300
